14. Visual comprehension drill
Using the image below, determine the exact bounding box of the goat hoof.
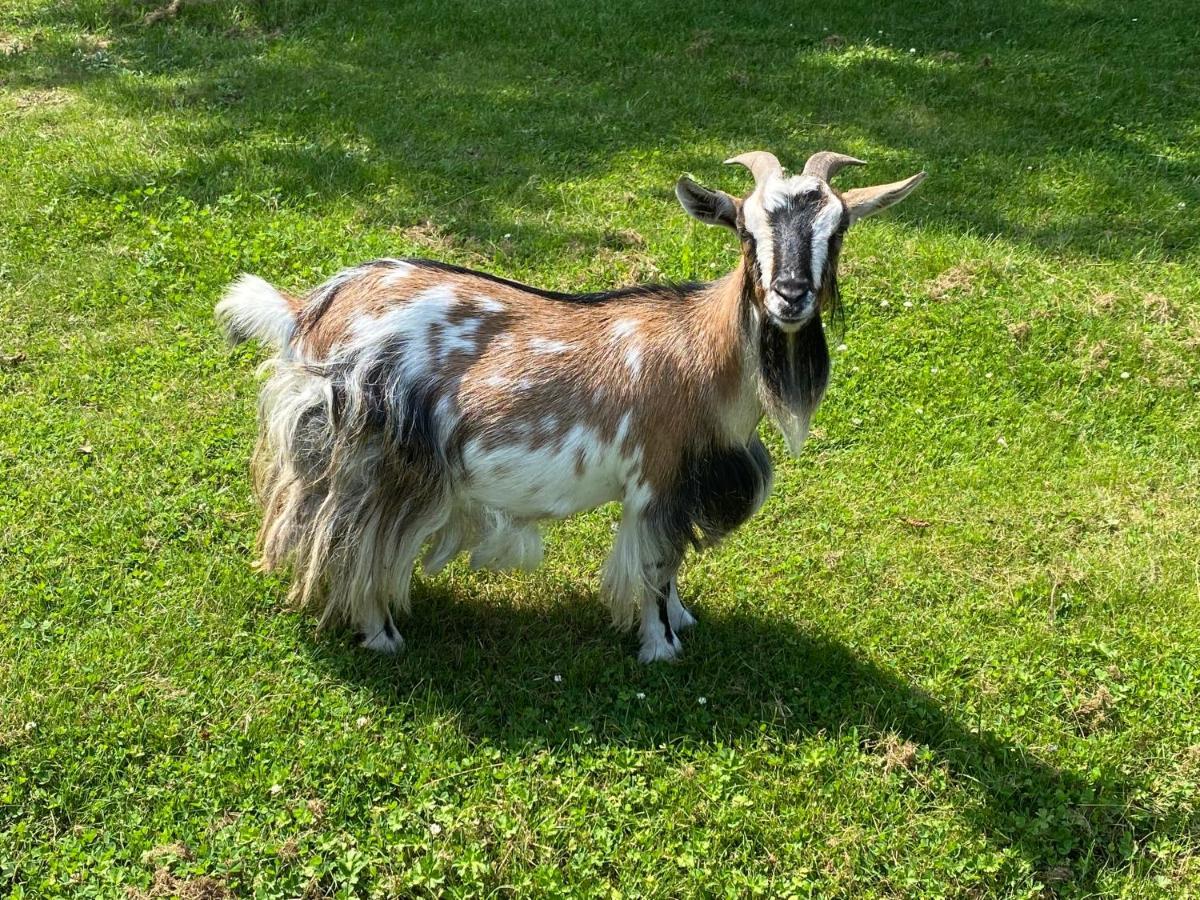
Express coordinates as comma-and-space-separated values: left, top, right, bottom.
638, 632, 682, 664
671, 604, 698, 632
358, 625, 405, 654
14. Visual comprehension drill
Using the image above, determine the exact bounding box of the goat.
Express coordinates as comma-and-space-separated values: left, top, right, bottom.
216, 149, 924, 662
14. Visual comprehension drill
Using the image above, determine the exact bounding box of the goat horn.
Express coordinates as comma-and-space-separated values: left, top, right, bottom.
802, 151, 867, 181
724, 151, 783, 188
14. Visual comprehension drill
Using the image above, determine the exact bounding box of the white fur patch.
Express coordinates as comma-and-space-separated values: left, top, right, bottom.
342, 285, 468, 443
438, 317, 481, 361
379, 261, 416, 285
216, 274, 296, 350
761, 174, 823, 213
809, 195, 844, 288
476, 296, 505, 313
529, 337, 575, 354
460, 421, 628, 519
624, 345, 643, 377
741, 192, 776, 288
469, 512, 544, 571
666, 579, 697, 632
638, 600, 682, 663
610, 318, 639, 339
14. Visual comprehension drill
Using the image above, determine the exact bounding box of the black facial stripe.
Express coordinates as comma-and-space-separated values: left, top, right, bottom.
768, 197, 841, 286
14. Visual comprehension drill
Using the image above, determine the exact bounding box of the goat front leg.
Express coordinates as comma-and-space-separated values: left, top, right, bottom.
638, 558, 684, 664
665, 577, 697, 633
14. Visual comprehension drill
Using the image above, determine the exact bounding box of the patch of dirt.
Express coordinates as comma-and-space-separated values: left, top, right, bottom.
76, 34, 113, 52
127, 868, 232, 900
869, 734, 919, 773
1142, 292, 1177, 324
1179, 745, 1200, 775
1008, 321, 1032, 344
140, 843, 193, 866
1039, 864, 1074, 894
277, 837, 300, 861
12, 88, 69, 109
1089, 290, 1117, 312
143, 0, 213, 25
926, 263, 979, 300
601, 228, 645, 250
1072, 685, 1115, 734
822, 34, 846, 48
1077, 339, 1112, 376
686, 30, 714, 57
395, 219, 461, 258
0, 33, 28, 56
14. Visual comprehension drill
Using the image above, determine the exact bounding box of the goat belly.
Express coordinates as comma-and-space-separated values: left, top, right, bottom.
458, 429, 633, 519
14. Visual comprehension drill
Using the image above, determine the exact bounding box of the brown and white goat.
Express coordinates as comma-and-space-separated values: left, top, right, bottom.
216, 149, 924, 662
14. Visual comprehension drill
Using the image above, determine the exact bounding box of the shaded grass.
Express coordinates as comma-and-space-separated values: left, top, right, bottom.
1, 0, 1198, 896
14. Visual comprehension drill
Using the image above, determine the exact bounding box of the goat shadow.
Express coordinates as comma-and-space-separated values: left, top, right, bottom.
305, 579, 1162, 892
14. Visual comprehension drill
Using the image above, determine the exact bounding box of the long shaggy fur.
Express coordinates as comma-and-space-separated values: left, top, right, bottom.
251, 356, 454, 633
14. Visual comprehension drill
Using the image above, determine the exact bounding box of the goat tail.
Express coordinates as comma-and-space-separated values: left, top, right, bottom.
216, 274, 300, 349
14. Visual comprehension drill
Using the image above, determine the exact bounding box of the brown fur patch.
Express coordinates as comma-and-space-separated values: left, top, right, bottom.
292, 260, 752, 491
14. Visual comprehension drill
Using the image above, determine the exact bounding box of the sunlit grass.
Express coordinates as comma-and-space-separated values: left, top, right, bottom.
1, 0, 1198, 896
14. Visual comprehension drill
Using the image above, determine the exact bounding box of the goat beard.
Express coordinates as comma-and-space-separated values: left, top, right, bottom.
757, 316, 830, 457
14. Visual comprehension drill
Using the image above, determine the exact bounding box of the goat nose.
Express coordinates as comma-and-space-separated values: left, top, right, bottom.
773, 277, 812, 303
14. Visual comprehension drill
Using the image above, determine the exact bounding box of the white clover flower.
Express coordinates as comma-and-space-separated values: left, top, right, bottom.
636, 692, 646, 700
1120, 371, 1131, 380
553, 674, 562, 683
836, 343, 848, 352
697, 696, 708, 706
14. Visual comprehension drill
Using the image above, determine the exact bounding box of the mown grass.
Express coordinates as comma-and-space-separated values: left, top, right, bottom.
1, 0, 1198, 896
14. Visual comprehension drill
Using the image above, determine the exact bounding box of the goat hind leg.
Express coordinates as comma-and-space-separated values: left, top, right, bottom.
665, 577, 697, 632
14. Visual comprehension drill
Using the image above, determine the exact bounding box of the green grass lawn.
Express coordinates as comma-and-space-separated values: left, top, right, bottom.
2, 0, 1198, 896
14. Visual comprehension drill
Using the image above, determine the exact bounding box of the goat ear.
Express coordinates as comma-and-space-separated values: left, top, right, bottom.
675, 177, 739, 230
842, 172, 926, 225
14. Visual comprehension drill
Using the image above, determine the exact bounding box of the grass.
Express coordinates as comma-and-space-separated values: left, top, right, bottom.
1, 0, 1198, 896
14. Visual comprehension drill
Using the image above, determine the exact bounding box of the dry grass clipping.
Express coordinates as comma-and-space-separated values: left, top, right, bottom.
126, 868, 232, 900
